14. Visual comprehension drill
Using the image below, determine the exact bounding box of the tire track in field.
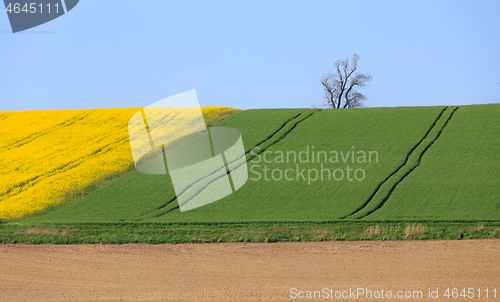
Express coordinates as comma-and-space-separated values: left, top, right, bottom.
143, 111, 180, 132
242, 111, 305, 154
339, 107, 448, 219
0, 136, 131, 203
0, 113, 12, 122
1, 122, 131, 177
343, 106, 459, 220
134, 110, 309, 219
0, 136, 129, 201
134, 110, 312, 219
137, 109, 320, 220
0, 112, 93, 151
151, 109, 321, 218
244, 109, 321, 161
133, 113, 303, 220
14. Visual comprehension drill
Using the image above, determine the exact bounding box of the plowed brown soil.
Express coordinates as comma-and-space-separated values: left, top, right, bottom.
1, 240, 499, 301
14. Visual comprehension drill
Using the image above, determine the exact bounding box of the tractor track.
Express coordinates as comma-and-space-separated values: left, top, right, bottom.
0, 112, 93, 151
343, 106, 459, 220
0, 136, 130, 203
137, 109, 320, 219
134, 111, 308, 220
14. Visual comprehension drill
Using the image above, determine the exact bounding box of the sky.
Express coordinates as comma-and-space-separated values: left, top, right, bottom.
1, 0, 499, 111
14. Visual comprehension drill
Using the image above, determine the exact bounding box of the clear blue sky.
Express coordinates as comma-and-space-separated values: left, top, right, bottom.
1, 1, 499, 111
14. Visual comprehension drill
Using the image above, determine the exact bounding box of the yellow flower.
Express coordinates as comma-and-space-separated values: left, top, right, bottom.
0, 106, 241, 220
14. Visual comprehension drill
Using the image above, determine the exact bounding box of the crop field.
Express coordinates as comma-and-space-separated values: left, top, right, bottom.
1, 104, 499, 243
0, 107, 241, 220
367, 104, 500, 220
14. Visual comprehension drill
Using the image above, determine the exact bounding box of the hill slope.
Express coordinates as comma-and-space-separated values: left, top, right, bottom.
366, 104, 500, 220
21, 104, 500, 224
0, 107, 241, 220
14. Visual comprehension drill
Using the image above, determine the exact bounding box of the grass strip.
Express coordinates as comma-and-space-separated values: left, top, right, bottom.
1, 221, 499, 244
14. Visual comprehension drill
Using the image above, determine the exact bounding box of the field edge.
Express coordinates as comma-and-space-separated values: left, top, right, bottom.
1, 221, 499, 244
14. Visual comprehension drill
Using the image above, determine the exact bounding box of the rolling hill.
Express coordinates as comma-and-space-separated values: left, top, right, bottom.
18, 104, 500, 225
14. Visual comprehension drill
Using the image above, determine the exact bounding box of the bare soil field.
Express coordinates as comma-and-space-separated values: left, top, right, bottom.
1, 240, 499, 301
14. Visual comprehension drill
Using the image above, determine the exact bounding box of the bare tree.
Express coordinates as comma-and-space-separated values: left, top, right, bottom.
321, 53, 372, 108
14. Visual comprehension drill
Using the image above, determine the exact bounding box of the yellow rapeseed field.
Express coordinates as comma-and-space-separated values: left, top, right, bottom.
0, 106, 241, 220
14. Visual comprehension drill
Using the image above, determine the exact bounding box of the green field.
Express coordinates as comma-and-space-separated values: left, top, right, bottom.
367, 104, 500, 220
2, 104, 500, 243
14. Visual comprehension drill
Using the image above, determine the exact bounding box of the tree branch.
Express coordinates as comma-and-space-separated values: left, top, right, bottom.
321, 53, 371, 109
